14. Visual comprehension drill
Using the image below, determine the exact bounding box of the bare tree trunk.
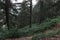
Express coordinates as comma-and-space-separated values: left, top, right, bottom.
5, 0, 11, 30
30, 0, 32, 28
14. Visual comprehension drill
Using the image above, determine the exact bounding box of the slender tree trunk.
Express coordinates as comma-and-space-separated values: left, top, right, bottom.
30, 0, 32, 28
5, 0, 10, 29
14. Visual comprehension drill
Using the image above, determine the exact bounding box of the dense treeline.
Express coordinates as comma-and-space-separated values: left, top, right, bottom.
33, 0, 60, 24
0, 0, 60, 28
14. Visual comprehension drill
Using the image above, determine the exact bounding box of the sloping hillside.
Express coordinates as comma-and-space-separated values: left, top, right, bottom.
6, 17, 60, 40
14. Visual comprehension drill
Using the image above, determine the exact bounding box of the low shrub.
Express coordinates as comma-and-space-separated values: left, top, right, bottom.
0, 17, 60, 39
32, 28, 60, 40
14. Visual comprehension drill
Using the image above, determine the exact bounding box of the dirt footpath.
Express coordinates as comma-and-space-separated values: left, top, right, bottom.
6, 36, 32, 40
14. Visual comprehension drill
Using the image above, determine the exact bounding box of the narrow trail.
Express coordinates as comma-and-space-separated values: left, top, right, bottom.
39, 23, 60, 40
39, 35, 60, 40
6, 36, 32, 40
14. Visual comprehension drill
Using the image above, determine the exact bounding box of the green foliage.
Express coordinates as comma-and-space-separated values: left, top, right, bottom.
33, 0, 60, 23
0, 17, 60, 39
32, 16, 60, 40
32, 28, 60, 40
13, 17, 60, 37
0, 27, 9, 39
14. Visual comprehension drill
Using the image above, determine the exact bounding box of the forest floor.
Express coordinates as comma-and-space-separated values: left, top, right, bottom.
6, 23, 60, 40
6, 35, 60, 40
6, 36, 32, 40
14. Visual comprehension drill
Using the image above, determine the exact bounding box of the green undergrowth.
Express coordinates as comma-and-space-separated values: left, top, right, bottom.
32, 28, 60, 40
6, 17, 60, 38
31, 17, 60, 40
16, 17, 60, 37
0, 17, 60, 39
